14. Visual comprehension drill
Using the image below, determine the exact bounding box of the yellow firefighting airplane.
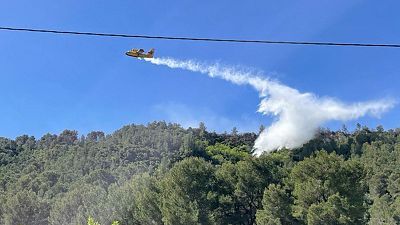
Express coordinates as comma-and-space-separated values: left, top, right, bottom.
125, 48, 155, 58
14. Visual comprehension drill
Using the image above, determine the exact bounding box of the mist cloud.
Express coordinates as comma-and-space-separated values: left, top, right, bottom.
145, 57, 395, 156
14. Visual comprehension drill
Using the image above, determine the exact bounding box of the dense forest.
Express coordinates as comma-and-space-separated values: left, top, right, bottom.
0, 122, 399, 225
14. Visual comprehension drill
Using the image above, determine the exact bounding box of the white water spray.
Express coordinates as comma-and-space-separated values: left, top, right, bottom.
145, 57, 395, 156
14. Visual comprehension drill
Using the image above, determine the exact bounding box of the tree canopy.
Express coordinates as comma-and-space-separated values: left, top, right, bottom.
1, 122, 400, 224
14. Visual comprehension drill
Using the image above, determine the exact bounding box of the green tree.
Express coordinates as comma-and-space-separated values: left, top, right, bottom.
87, 216, 120, 225
290, 151, 367, 224
2, 190, 49, 225
256, 184, 295, 225
231, 127, 238, 136
213, 154, 285, 225
160, 157, 216, 225
205, 143, 249, 164
49, 184, 110, 225
307, 194, 352, 225
368, 194, 398, 225
199, 122, 207, 138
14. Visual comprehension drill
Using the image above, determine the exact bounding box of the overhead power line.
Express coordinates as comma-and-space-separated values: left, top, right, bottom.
1, 26, 400, 48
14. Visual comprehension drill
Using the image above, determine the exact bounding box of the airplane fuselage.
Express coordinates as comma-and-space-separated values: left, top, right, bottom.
126, 48, 155, 58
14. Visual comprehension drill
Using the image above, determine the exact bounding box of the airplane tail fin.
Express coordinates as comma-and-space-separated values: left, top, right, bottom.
148, 48, 155, 57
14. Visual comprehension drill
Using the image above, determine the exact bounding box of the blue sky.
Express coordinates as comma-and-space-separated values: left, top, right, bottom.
1, 0, 399, 138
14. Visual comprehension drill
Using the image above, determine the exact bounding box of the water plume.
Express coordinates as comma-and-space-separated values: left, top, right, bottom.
145, 57, 395, 156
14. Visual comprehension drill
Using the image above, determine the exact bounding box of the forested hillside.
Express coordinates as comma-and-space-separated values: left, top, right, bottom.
0, 122, 399, 225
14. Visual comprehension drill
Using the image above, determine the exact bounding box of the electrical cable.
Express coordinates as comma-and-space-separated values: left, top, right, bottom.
1, 26, 400, 48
